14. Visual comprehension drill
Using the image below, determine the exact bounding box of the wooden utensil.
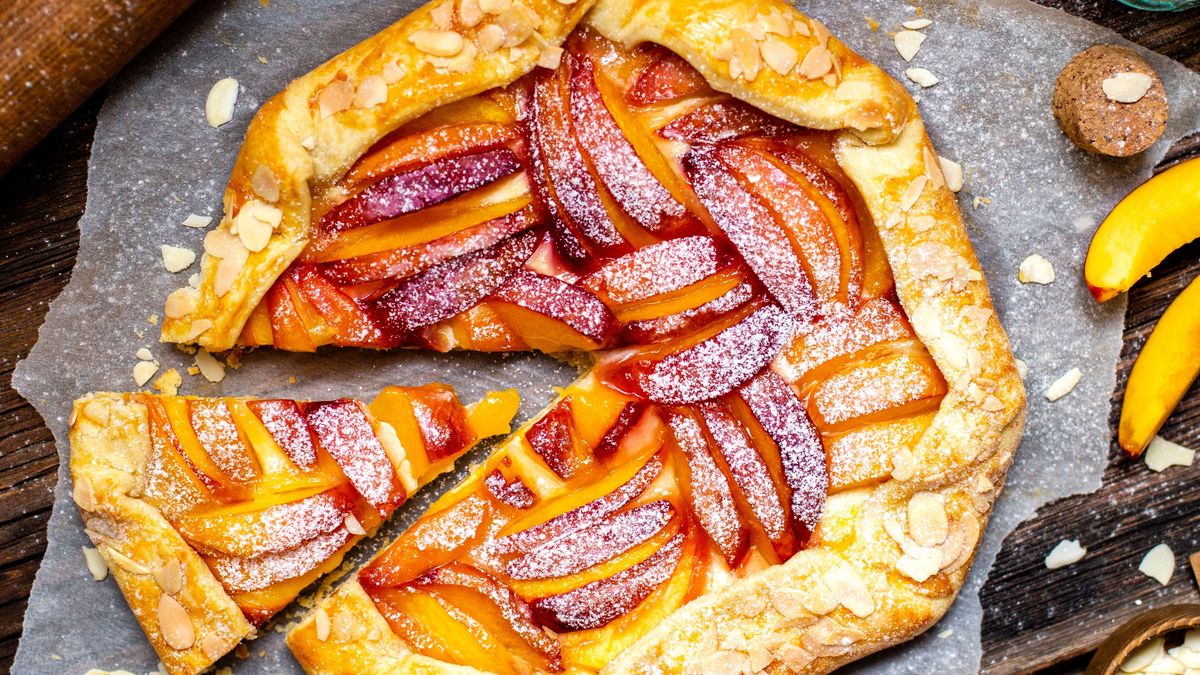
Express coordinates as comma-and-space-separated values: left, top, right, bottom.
0, 0, 195, 175
1085, 604, 1200, 674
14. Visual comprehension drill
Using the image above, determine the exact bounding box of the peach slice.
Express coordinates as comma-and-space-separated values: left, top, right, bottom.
697, 401, 787, 543
1119, 273, 1200, 455
618, 302, 795, 405
288, 265, 386, 348
626, 49, 709, 107
592, 401, 649, 461
739, 369, 828, 543
529, 532, 684, 632
485, 469, 537, 509
367, 229, 537, 338
176, 487, 354, 558
622, 280, 757, 344
1085, 156, 1200, 302
187, 398, 262, 483
342, 123, 522, 191
506, 500, 674, 580
447, 301, 529, 352
685, 146, 817, 321
319, 148, 521, 235
372, 587, 504, 671
246, 399, 319, 468
205, 519, 354, 594
580, 235, 722, 306
301, 399, 406, 515
361, 493, 492, 589
266, 280, 317, 352
141, 398, 212, 517
523, 398, 591, 479
659, 99, 794, 144
804, 347, 947, 432
825, 413, 934, 491
490, 270, 620, 351
781, 295, 913, 380
667, 410, 747, 562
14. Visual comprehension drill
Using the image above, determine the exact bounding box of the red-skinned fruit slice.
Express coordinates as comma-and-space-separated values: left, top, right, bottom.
697, 401, 787, 543
319, 148, 522, 235
626, 49, 709, 106
187, 399, 261, 483
496, 453, 662, 554
526, 67, 627, 260
206, 520, 353, 594
407, 385, 475, 463
267, 281, 317, 352
667, 411, 747, 562
592, 401, 649, 461
622, 281, 757, 345
529, 532, 684, 632
368, 229, 537, 338
685, 147, 818, 322
246, 399, 318, 468
412, 564, 562, 670
568, 44, 687, 233
485, 469, 536, 509
322, 204, 540, 286
506, 500, 674, 580
177, 487, 355, 558
361, 493, 491, 589
288, 264, 387, 347
343, 123, 522, 190
620, 302, 795, 405
580, 235, 723, 306
302, 399, 406, 516
659, 99, 795, 144
524, 398, 587, 479
739, 369, 827, 544
490, 270, 621, 351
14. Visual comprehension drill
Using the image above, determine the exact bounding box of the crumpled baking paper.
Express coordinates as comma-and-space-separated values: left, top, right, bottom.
12, 0, 1200, 672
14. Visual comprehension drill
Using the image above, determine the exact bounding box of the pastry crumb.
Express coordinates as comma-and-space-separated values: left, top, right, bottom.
153, 368, 182, 396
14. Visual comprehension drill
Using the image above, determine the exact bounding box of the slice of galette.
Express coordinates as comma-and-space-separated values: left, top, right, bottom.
154, 0, 1026, 671
68, 386, 517, 673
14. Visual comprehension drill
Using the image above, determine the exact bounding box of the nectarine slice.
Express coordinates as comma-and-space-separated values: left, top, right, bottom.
1119, 273, 1200, 455
490, 270, 620, 352
668, 410, 747, 562
302, 399, 406, 515
1085, 156, 1200, 302
342, 123, 521, 191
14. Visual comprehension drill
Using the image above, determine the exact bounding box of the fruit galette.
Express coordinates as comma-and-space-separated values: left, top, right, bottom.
69, 387, 517, 673
74, 0, 1026, 672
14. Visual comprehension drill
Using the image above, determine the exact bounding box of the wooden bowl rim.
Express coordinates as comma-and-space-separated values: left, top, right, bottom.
1086, 604, 1200, 675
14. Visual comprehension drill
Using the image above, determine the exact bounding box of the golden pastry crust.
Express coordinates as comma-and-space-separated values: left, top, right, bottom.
156, 0, 1025, 670
70, 393, 254, 675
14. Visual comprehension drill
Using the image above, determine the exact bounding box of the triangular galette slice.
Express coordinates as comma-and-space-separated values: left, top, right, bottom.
157, 0, 1025, 671
69, 386, 517, 674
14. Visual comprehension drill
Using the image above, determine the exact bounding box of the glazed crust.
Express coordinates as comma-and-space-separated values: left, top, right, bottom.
69, 394, 254, 675
155, 0, 1026, 671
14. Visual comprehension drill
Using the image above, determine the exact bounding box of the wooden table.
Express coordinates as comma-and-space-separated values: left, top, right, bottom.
0, 2, 1198, 673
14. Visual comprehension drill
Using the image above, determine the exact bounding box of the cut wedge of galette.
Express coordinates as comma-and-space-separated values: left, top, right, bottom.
148, 0, 1024, 672
69, 386, 518, 673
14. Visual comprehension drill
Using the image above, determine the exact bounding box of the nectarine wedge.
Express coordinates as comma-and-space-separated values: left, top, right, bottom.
1085, 156, 1200, 302
1119, 273, 1200, 455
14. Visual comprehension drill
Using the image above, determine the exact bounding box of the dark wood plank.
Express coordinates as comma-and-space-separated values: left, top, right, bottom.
0, 4, 1198, 675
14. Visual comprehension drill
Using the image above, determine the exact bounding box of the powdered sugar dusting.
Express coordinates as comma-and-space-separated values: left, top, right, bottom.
507, 500, 673, 579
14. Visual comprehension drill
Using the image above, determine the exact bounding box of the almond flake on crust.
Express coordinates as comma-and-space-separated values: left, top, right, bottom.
1144, 436, 1195, 472
160, 245, 196, 273
478, 0, 511, 13
157, 594, 195, 650
1102, 72, 1153, 104
475, 24, 506, 52
1018, 254, 1055, 284
905, 67, 939, 88
900, 174, 928, 211
896, 545, 942, 582
314, 608, 332, 642
768, 587, 811, 618
431, 0, 455, 29
153, 559, 184, 595
410, 29, 466, 57
354, 75, 389, 109
894, 30, 926, 62
382, 60, 407, 84
195, 350, 226, 383
182, 319, 213, 342
760, 38, 798, 75
891, 448, 917, 481
797, 44, 834, 80
82, 546, 108, 581
727, 29, 762, 82
181, 214, 213, 229
938, 156, 964, 192
833, 80, 871, 102
907, 492, 949, 547
1044, 539, 1086, 569
824, 566, 875, 617
205, 78, 239, 128
164, 287, 198, 319
537, 45, 564, 70
317, 79, 355, 119
1044, 367, 1081, 402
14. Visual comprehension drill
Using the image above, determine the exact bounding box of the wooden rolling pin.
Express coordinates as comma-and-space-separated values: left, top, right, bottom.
0, 0, 196, 175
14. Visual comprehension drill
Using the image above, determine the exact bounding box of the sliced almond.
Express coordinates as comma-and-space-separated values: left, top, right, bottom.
73, 475, 97, 511
796, 44, 833, 80
195, 350, 226, 383
1144, 436, 1196, 473
896, 546, 942, 582
201, 634, 226, 661
938, 156, 964, 192
431, 0, 455, 29
905, 67, 939, 88
82, 546, 108, 581
106, 546, 151, 576
478, 0, 511, 14
354, 75, 388, 109
161, 245, 196, 273
1121, 637, 1166, 672
164, 287, 198, 319
459, 0, 484, 26
382, 60, 407, 85
902, 18, 933, 30
183, 319, 213, 342
205, 78, 239, 128
300, 135, 317, 150
136, 347, 154, 361
236, 213, 273, 253
153, 559, 184, 595
894, 30, 926, 62
900, 175, 928, 211
317, 79, 355, 119
1014, 358, 1028, 379
1138, 543, 1175, 586
1044, 367, 1081, 402
344, 513, 366, 536
1044, 539, 1087, 569
158, 594, 196, 650
833, 80, 871, 102
314, 608, 332, 642
760, 38, 798, 75
537, 45, 564, 70
728, 29, 761, 82
133, 360, 160, 387
251, 165, 280, 203
825, 566, 875, 618
1017, 254, 1055, 284
410, 29, 465, 57
475, 24, 506, 53
181, 214, 213, 229
907, 492, 949, 547
1102, 72, 1153, 104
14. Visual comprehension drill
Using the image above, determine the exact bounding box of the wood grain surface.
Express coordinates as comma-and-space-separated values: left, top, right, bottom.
0, 1, 195, 175
0, 2, 1198, 673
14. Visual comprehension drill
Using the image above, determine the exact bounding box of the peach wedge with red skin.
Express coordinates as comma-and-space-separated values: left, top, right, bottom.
1085, 156, 1200, 302
1119, 274, 1200, 456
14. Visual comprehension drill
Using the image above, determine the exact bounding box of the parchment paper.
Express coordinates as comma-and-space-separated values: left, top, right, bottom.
12, 0, 1200, 672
